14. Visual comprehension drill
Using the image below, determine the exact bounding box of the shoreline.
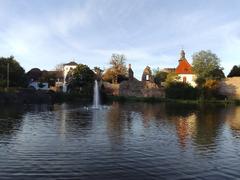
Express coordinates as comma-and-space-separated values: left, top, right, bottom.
0, 90, 239, 106
106, 95, 240, 105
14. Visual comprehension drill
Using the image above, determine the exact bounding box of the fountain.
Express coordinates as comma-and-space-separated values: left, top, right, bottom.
93, 80, 100, 109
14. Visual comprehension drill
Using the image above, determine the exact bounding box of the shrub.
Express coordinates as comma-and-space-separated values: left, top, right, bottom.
166, 82, 199, 100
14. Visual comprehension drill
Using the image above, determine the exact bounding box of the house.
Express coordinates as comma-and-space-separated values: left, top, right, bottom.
63, 61, 78, 92
29, 81, 49, 90
175, 50, 196, 87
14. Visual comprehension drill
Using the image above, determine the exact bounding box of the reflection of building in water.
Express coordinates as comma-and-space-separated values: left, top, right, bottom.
174, 114, 197, 148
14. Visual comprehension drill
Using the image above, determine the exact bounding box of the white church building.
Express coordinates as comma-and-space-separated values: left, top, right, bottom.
175, 50, 196, 87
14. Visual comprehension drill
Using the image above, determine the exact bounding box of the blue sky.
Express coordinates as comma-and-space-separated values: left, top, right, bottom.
0, 0, 240, 79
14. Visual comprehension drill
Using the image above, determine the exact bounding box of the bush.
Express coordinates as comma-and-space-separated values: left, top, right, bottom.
166, 82, 199, 100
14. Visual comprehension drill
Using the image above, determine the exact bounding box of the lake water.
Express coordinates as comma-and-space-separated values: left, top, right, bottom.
0, 102, 240, 179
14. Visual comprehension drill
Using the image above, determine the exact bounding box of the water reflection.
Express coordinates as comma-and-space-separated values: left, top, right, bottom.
0, 102, 240, 179
0, 106, 24, 137
225, 106, 240, 138
54, 103, 93, 137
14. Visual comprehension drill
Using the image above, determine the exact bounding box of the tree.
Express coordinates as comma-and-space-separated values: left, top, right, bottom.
66, 64, 95, 95
227, 65, 240, 77
40, 70, 58, 87
0, 56, 27, 88
55, 63, 64, 72
165, 72, 180, 85
102, 54, 127, 83
26, 68, 42, 81
165, 82, 199, 100
192, 50, 224, 87
94, 66, 103, 80
153, 68, 168, 85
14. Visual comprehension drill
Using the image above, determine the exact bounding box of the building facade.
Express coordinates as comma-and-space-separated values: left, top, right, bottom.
175, 50, 196, 87
63, 61, 78, 92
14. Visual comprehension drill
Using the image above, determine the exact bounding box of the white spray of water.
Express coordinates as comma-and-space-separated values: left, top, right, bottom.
93, 80, 100, 109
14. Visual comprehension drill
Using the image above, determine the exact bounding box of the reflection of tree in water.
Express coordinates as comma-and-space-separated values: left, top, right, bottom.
106, 102, 126, 145
164, 103, 226, 150
106, 102, 167, 145
0, 106, 25, 137
57, 107, 93, 136
165, 103, 198, 149
165, 103, 198, 117
193, 105, 225, 148
225, 106, 240, 137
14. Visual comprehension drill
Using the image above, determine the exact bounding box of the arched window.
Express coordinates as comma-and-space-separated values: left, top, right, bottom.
146, 75, 149, 81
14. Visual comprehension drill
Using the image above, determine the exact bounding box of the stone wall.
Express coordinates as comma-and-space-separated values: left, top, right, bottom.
219, 77, 240, 99
103, 78, 165, 98
103, 82, 120, 96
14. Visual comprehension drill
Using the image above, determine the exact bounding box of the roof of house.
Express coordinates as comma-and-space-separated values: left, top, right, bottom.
64, 61, 78, 66
175, 50, 193, 74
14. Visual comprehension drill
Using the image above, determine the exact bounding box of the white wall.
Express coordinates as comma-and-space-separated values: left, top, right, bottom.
178, 74, 197, 87
63, 65, 77, 84
63, 65, 77, 92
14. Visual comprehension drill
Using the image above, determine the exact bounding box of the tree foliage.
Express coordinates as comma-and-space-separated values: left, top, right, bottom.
165, 72, 180, 85
27, 68, 42, 81
102, 54, 127, 83
40, 70, 59, 86
94, 66, 103, 80
153, 68, 168, 85
166, 82, 199, 100
192, 50, 224, 87
66, 64, 95, 95
0, 56, 27, 87
227, 65, 240, 77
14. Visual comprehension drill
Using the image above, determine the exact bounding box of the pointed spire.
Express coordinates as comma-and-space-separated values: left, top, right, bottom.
180, 49, 185, 59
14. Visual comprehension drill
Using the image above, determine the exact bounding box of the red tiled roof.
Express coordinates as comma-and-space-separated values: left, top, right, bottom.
175, 59, 193, 74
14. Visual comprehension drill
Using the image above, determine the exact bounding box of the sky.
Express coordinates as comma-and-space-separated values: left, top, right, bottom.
0, 0, 240, 79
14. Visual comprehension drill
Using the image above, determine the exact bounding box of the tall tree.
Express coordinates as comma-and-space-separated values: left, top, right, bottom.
227, 65, 240, 77
192, 50, 224, 86
26, 68, 42, 81
103, 54, 127, 83
66, 64, 95, 95
55, 63, 64, 72
0, 56, 27, 88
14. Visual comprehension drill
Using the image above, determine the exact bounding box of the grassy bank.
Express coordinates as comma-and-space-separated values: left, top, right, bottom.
106, 95, 240, 105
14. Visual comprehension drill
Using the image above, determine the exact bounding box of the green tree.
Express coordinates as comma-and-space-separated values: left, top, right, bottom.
166, 82, 199, 100
66, 64, 95, 96
0, 56, 27, 88
40, 70, 58, 87
165, 72, 180, 85
153, 68, 168, 85
227, 65, 240, 77
103, 54, 127, 83
192, 50, 224, 87
26, 68, 42, 81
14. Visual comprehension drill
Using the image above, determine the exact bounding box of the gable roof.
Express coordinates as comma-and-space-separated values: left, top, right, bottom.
175, 50, 194, 74
176, 59, 193, 74
64, 61, 78, 66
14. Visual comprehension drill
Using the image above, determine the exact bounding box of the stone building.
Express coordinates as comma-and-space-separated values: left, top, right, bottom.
116, 65, 165, 98
142, 66, 154, 82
